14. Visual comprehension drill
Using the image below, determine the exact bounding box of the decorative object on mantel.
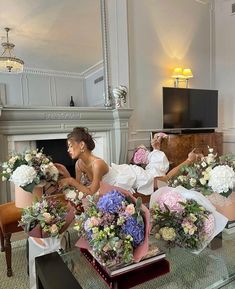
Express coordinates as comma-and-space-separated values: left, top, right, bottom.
112, 85, 127, 108
171, 67, 193, 88
0, 148, 59, 208
69, 96, 75, 107
0, 28, 24, 73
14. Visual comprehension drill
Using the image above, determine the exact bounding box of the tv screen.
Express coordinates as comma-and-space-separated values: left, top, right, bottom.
163, 87, 218, 129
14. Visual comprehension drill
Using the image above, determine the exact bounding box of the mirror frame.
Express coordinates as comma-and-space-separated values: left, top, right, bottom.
100, 0, 112, 108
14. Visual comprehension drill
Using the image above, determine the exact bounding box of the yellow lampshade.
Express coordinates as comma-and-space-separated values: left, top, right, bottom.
172, 67, 183, 78
183, 68, 193, 78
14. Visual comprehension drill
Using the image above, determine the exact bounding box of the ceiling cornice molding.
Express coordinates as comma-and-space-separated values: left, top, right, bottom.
23, 62, 104, 79
23, 67, 84, 79
81, 60, 104, 78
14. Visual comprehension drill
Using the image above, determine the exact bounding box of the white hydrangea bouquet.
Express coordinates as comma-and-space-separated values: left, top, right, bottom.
0, 148, 59, 193
169, 147, 235, 198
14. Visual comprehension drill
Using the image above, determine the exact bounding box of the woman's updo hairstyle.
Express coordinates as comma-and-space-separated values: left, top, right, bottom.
67, 127, 95, 151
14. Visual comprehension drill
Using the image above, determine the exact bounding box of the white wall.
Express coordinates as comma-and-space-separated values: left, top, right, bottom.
0, 69, 85, 107
214, 0, 235, 153
127, 0, 213, 148
0, 65, 106, 107
84, 67, 104, 107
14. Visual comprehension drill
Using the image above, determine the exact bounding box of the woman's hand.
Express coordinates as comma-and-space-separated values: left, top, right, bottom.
187, 149, 204, 163
58, 177, 76, 190
151, 135, 161, 150
55, 163, 71, 178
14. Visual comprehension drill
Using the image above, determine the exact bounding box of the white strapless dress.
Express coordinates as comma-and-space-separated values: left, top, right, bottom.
102, 149, 169, 195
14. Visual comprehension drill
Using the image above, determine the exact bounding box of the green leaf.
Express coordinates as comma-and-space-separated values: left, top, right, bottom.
22, 182, 36, 193
136, 197, 142, 210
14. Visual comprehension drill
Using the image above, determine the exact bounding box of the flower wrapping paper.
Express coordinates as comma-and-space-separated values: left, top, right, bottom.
76, 181, 150, 263
150, 186, 228, 254
28, 236, 62, 289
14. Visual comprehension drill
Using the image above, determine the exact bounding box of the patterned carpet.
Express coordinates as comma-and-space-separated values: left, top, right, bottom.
1, 232, 235, 289
0, 238, 28, 289
0, 228, 79, 289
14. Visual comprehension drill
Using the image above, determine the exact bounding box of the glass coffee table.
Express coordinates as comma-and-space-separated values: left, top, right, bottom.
35, 233, 235, 289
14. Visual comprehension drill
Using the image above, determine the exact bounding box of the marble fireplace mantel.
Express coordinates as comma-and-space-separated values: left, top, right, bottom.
0, 106, 133, 203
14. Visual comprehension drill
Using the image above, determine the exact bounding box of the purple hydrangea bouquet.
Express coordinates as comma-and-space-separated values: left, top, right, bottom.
75, 182, 150, 267
150, 186, 227, 253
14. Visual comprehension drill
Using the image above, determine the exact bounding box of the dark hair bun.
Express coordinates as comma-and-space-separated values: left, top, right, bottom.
67, 127, 95, 151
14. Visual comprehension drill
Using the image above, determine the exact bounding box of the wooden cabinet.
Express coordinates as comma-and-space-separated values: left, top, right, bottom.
158, 132, 223, 167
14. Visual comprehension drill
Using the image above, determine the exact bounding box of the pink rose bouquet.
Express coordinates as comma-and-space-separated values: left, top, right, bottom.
130, 145, 150, 168
150, 187, 227, 253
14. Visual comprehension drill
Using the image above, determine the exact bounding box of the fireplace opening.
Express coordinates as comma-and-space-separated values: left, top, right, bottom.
36, 139, 76, 177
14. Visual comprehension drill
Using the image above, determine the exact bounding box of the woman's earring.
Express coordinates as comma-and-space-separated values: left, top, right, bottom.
80, 148, 85, 153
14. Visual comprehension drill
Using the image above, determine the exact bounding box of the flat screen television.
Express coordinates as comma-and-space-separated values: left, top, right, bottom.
163, 87, 218, 130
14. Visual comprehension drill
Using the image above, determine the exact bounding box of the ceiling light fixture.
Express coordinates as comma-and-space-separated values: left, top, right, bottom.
0, 27, 24, 73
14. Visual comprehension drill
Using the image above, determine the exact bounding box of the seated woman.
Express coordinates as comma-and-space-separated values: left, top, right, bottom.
57, 127, 198, 196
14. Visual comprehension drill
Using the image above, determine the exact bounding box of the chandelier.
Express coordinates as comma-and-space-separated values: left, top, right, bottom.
0, 28, 24, 73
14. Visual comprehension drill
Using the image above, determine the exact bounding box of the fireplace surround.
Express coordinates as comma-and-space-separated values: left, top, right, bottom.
0, 106, 133, 203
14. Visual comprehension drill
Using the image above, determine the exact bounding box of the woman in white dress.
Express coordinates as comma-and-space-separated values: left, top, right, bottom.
57, 127, 197, 196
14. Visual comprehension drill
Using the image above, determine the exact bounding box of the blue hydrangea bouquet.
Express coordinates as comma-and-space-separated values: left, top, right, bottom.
74, 182, 150, 268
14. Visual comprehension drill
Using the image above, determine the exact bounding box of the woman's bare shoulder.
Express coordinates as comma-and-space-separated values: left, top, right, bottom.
92, 158, 109, 171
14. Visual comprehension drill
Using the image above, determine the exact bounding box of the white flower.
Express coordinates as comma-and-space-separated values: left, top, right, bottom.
200, 178, 207, 185
36, 152, 43, 158
206, 166, 212, 173
201, 162, 207, 168
206, 154, 215, 164
208, 147, 214, 153
65, 189, 77, 201
6, 168, 12, 173
2, 162, 8, 169
189, 178, 197, 187
40, 163, 59, 181
78, 191, 84, 200
208, 165, 235, 194
202, 171, 210, 181
10, 165, 37, 187
9, 156, 18, 164
2, 176, 7, 181
25, 153, 32, 162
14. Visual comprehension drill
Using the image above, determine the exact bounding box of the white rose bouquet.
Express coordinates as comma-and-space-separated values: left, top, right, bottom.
0, 149, 59, 193
169, 147, 235, 197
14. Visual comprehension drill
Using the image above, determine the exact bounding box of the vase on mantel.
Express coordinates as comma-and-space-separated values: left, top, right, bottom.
15, 186, 43, 208
207, 192, 235, 221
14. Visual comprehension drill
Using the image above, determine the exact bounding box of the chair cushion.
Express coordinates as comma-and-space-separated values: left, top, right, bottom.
0, 202, 23, 233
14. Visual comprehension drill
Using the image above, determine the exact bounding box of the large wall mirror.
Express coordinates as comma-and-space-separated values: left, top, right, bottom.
0, 0, 111, 107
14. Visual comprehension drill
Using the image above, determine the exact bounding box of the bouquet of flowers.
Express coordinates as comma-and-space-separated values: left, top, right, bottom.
150, 186, 228, 253
168, 147, 235, 197
19, 196, 74, 238
130, 145, 149, 167
20, 196, 74, 289
75, 182, 150, 267
0, 148, 59, 192
64, 186, 84, 215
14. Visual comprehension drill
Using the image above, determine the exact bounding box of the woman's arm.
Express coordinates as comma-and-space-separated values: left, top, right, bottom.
154, 149, 199, 186
58, 159, 109, 195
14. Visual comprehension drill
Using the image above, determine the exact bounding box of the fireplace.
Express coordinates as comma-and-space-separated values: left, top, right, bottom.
36, 139, 76, 177
0, 106, 133, 203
